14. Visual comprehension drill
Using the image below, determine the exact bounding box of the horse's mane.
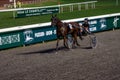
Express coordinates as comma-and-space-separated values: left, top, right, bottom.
56, 17, 62, 23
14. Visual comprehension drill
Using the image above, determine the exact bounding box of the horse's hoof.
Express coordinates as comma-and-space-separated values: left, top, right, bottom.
69, 49, 74, 51
79, 37, 84, 40
72, 46, 77, 49
67, 47, 71, 50
55, 51, 58, 54
77, 44, 80, 46
56, 48, 59, 51
81, 38, 84, 40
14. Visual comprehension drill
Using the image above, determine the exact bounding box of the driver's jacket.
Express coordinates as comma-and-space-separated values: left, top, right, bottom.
82, 22, 89, 28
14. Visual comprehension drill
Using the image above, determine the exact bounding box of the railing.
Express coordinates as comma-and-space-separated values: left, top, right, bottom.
59, 1, 97, 13
0, 1, 98, 13
0, 13, 120, 33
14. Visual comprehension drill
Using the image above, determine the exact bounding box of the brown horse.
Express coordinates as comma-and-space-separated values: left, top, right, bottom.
51, 14, 82, 50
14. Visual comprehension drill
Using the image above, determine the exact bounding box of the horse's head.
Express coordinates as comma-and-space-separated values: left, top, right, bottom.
51, 14, 59, 26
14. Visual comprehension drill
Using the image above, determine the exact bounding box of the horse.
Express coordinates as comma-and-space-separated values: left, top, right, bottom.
51, 14, 82, 50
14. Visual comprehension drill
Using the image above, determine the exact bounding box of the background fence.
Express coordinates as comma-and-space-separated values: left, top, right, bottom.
0, 13, 120, 50
0, 0, 48, 8
59, 1, 97, 13
0, 1, 97, 17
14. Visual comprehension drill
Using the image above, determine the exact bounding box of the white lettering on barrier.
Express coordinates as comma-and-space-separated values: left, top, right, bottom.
113, 17, 119, 28
53, 30, 56, 34
0, 34, 20, 46
25, 10, 29, 14
35, 32, 45, 37
100, 18, 106, 29
29, 9, 40, 13
24, 30, 34, 42
90, 27, 97, 31
0, 37, 2, 45
89, 20, 97, 24
17, 10, 24, 14
46, 31, 52, 36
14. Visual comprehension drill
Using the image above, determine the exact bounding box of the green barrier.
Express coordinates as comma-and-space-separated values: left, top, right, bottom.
0, 15, 120, 50
16, 7, 59, 18
23, 26, 57, 45
79, 16, 120, 32
79, 18, 106, 32
107, 16, 120, 29
0, 31, 24, 50
89, 18, 111, 32
113, 16, 120, 29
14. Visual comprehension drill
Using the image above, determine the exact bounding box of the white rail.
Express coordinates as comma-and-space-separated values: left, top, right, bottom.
0, 13, 120, 33
59, 1, 97, 13
59, 1, 97, 7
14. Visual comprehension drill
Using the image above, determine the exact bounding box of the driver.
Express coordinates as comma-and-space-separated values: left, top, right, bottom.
82, 18, 91, 34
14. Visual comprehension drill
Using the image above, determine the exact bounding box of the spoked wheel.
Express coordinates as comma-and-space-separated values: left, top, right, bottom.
89, 33, 97, 49
67, 34, 73, 49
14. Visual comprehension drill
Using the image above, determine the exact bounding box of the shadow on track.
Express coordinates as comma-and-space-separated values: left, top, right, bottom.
17, 47, 70, 55
81, 46, 92, 49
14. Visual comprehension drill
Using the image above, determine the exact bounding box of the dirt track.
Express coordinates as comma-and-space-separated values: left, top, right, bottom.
0, 30, 120, 80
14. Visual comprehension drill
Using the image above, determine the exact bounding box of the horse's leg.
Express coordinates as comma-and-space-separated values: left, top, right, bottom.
71, 34, 76, 48
56, 38, 59, 50
63, 36, 68, 48
73, 38, 76, 48
63, 37, 66, 47
78, 31, 83, 40
74, 34, 80, 46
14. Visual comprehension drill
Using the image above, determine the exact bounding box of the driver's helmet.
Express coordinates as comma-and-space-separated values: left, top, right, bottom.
84, 18, 89, 21
84, 18, 89, 23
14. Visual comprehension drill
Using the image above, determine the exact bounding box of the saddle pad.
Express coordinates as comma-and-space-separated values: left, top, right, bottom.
69, 24, 73, 29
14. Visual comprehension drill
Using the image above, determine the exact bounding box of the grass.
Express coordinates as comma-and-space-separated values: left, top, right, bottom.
0, 0, 120, 29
